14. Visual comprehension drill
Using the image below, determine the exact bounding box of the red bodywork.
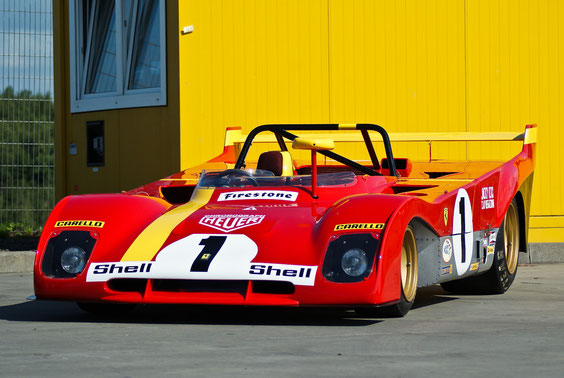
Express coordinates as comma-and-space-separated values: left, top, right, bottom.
34, 124, 536, 308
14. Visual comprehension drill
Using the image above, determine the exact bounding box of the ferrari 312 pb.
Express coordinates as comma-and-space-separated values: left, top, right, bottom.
34, 123, 536, 316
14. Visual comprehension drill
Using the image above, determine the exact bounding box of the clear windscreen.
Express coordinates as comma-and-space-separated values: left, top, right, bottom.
197, 169, 357, 188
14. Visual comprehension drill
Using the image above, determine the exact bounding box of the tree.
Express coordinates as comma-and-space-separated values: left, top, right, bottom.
0, 86, 55, 230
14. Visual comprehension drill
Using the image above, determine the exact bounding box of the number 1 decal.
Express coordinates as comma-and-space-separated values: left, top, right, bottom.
453, 189, 473, 274
190, 236, 227, 272
459, 197, 466, 263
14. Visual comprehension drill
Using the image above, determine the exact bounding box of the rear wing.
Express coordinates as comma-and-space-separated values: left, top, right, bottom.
213, 124, 536, 170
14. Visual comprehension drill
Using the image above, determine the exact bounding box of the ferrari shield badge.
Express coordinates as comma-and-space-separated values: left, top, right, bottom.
443, 208, 448, 226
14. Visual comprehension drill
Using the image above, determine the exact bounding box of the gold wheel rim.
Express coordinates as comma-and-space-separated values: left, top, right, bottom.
504, 201, 519, 275
401, 227, 418, 302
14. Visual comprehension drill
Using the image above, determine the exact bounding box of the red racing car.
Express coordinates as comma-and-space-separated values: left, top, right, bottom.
34, 123, 536, 316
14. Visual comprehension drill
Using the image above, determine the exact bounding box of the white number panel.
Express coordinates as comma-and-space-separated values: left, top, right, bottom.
452, 189, 474, 275
86, 234, 317, 286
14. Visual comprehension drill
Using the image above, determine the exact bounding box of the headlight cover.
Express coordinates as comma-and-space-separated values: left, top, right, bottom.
61, 246, 87, 274
322, 234, 379, 283
42, 230, 97, 278
341, 248, 369, 277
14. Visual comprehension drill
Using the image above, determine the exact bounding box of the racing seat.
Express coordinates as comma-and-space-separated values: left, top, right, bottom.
257, 151, 293, 176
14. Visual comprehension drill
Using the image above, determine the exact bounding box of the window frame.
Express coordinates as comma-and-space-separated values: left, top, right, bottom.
69, 0, 167, 113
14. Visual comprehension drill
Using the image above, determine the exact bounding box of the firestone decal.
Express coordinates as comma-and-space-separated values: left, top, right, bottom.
217, 190, 298, 202
199, 214, 265, 232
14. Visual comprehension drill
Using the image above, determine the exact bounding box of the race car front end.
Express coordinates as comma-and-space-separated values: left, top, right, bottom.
33, 180, 403, 309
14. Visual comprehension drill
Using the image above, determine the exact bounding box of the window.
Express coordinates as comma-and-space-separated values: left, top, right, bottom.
69, 0, 166, 113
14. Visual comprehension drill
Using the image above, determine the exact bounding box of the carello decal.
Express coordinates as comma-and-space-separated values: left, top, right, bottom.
217, 190, 298, 202
334, 223, 385, 231
55, 220, 105, 228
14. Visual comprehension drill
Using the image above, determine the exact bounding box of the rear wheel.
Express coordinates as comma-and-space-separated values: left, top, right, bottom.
357, 226, 418, 317
441, 198, 520, 294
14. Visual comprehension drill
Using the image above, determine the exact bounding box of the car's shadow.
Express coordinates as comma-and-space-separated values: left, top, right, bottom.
0, 286, 457, 326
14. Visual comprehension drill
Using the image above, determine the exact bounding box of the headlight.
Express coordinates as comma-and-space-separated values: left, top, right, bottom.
341, 248, 368, 276
322, 234, 379, 283
61, 247, 87, 274
42, 230, 97, 278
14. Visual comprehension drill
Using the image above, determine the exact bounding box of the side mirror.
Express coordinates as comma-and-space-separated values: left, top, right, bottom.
292, 138, 335, 151
291, 138, 335, 199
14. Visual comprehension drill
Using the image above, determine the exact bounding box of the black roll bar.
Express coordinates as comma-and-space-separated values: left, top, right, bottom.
233, 124, 397, 177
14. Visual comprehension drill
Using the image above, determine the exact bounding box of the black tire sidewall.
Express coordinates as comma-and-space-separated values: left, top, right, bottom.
491, 206, 518, 293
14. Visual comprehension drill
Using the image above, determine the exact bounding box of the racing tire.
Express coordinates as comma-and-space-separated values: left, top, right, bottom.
77, 302, 136, 316
441, 198, 520, 295
357, 226, 418, 318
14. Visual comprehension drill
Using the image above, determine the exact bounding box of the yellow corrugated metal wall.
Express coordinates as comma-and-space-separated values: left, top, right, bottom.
178, 0, 330, 167
178, 0, 564, 242
464, 0, 564, 241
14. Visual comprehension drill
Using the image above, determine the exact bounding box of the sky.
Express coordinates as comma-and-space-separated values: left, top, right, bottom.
0, 0, 54, 96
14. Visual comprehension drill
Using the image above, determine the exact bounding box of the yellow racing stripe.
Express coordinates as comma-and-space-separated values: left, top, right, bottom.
120, 188, 214, 262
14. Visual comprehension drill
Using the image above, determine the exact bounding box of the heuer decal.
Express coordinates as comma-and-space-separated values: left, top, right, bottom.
481, 186, 495, 209
334, 223, 385, 231
442, 238, 453, 263
471, 262, 479, 271
218, 190, 298, 201
55, 220, 105, 228
86, 234, 317, 286
199, 214, 265, 232
487, 246, 495, 255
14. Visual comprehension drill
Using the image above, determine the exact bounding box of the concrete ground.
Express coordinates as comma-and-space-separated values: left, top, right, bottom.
1, 264, 563, 377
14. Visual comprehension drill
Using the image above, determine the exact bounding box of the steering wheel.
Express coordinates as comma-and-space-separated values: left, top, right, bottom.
215, 169, 259, 186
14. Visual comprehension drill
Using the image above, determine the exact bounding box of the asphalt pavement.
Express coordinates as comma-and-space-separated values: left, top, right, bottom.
1, 264, 563, 377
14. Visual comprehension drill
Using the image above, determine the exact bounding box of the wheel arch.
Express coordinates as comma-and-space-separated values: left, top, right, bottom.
514, 190, 528, 254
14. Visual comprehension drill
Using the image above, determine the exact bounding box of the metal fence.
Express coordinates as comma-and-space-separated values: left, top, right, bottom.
0, 0, 54, 231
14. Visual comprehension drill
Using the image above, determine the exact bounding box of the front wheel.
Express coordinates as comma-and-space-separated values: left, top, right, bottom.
441, 198, 520, 294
